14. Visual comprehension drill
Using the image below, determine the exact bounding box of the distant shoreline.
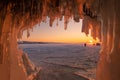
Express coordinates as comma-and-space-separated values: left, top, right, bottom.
18, 41, 101, 46
18, 41, 68, 44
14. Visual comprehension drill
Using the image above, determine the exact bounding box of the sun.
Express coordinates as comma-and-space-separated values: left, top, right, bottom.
89, 40, 93, 43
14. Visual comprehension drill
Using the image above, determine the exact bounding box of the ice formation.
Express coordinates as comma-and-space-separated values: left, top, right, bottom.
0, 0, 120, 80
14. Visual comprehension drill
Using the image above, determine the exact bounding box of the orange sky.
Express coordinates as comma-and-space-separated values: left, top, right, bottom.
21, 18, 98, 43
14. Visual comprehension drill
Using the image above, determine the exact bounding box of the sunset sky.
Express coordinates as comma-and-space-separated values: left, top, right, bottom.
21, 18, 96, 43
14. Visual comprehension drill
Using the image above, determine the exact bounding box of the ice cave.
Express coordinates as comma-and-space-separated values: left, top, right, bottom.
0, 0, 120, 80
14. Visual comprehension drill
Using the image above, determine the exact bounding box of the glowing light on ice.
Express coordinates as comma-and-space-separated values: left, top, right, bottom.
89, 40, 93, 43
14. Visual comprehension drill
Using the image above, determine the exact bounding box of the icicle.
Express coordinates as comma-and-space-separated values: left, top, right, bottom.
56, 18, 59, 27
64, 15, 68, 30
82, 17, 90, 35
27, 29, 30, 38
42, 0, 47, 22
49, 17, 54, 27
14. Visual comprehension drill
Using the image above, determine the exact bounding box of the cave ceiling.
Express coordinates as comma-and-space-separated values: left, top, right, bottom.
0, 0, 101, 39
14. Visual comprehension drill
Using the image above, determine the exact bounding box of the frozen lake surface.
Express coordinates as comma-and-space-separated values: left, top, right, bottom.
19, 43, 100, 80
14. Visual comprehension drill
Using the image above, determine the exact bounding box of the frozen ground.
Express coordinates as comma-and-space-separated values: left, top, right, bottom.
19, 43, 100, 80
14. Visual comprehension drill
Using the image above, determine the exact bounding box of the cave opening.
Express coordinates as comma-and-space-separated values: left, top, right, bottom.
0, 0, 120, 80
18, 18, 101, 80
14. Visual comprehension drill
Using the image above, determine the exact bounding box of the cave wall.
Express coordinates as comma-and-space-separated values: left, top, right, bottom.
0, 0, 120, 80
96, 0, 120, 80
0, 11, 27, 80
